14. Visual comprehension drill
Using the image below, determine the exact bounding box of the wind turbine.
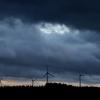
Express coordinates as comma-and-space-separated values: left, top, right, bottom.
32, 79, 35, 87
43, 66, 54, 84
79, 74, 85, 87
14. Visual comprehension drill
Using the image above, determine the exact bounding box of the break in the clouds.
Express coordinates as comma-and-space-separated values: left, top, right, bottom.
0, 18, 100, 83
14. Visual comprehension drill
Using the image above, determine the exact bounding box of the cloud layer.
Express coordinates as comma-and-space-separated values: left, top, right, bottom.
0, 0, 100, 84
0, 0, 100, 31
0, 18, 100, 83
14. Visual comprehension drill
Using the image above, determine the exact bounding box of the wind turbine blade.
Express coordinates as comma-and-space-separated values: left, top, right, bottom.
48, 73, 55, 77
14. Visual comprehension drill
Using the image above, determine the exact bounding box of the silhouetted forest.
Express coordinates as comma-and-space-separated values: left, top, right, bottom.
0, 83, 100, 98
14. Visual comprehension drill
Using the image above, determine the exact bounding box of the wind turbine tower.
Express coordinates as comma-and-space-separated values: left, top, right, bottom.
79, 74, 84, 87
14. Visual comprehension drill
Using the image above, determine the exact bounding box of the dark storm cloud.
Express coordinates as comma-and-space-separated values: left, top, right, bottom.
0, 18, 100, 80
0, 0, 100, 83
0, 0, 100, 31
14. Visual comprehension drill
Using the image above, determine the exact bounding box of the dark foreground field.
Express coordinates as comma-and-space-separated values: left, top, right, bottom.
0, 83, 100, 98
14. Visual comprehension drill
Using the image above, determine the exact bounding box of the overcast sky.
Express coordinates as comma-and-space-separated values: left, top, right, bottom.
0, 0, 100, 84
